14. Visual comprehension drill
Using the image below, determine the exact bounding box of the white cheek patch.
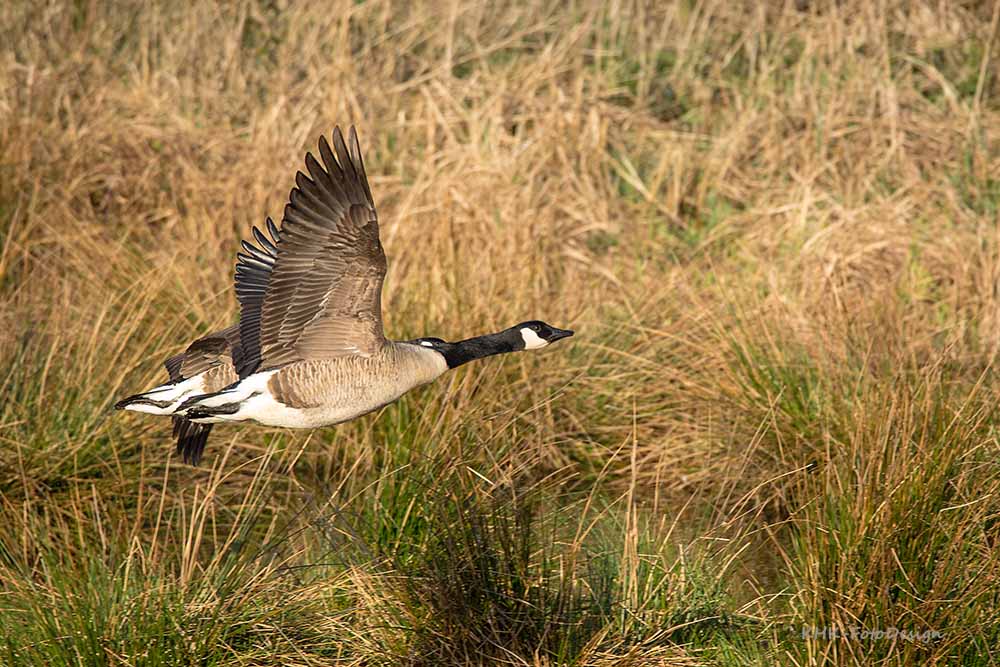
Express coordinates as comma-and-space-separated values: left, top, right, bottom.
520, 328, 548, 350
420, 341, 434, 347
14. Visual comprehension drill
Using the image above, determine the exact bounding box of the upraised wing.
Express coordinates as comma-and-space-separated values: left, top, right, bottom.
236, 126, 385, 377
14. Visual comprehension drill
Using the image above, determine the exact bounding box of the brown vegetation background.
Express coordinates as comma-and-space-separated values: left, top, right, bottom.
2, 1, 1000, 665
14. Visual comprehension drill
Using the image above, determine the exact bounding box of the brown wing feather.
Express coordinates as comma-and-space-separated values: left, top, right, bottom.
251, 126, 385, 371
172, 325, 241, 379
164, 352, 185, 383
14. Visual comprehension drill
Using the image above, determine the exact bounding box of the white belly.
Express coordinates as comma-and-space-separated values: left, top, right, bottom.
233, 389, 403, 428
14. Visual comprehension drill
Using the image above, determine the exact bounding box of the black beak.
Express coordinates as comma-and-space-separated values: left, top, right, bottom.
549, 327, 574, 342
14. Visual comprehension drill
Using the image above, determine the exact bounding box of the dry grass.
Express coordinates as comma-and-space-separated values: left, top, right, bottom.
2, 0, 1000, 664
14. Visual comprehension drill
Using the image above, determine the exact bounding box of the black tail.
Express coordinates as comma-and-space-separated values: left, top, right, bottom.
172, 416, 213, 466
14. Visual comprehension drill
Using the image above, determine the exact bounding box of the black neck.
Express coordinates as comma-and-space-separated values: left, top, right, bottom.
442, 331, 519, 369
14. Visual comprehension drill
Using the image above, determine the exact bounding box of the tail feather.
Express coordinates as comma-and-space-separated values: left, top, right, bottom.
172, 416, 213, 466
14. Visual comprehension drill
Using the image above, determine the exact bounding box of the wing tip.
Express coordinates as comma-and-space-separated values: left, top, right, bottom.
322, 124, 371, 207
172, 417, 212, 466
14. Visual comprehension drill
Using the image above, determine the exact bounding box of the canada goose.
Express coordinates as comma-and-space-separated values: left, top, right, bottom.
116, 126, 573, 463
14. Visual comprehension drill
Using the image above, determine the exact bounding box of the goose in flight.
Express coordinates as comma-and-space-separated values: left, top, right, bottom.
115, 126, 573, 464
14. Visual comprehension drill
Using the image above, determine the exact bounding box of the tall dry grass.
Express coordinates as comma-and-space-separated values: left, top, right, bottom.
2, 0, 1000, 664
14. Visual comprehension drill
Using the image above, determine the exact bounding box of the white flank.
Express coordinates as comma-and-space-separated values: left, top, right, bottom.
520, 328, 548, 350
193, 370, 275, 408
185, 370, 313, 427
230, 391, 315, 427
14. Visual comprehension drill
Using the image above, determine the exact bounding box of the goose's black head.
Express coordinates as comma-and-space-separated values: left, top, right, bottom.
509, 320, 575, 350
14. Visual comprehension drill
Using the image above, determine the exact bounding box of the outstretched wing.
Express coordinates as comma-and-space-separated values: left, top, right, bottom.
236, 125, 385, 377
